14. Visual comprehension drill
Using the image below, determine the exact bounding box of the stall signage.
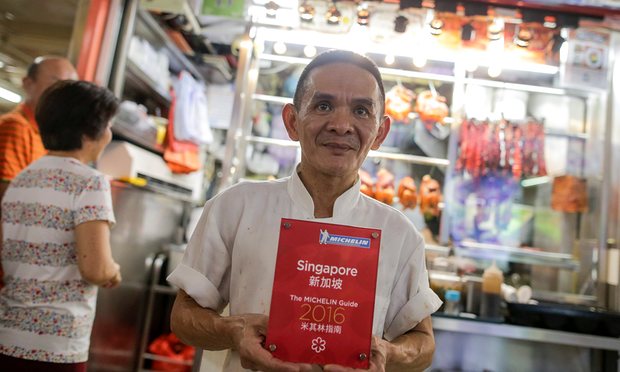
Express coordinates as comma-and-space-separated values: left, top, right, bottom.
266, 218, 381, 368
561, 28, 611, 90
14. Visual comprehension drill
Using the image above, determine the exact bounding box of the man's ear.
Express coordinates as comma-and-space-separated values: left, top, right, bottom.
371, 115, 391, 150
22, 76, 33, 95
282, 103, 300, 141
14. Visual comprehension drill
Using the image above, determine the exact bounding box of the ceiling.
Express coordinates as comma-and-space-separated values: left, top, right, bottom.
0, 0, 78, 111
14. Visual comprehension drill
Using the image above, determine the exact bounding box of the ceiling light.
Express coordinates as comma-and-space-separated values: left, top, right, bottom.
303, 45, 317, 58
464, 59, 478, 72
487, 20, 503, 41
273, 41, 287, 55
413, 54, 427, 68
357, 4, 370, 26
429, 17, 444, 36
487, 65, 502, 78
385, 54, 395, 65
299, 2, 315, 22
0, 86, 21, 103
326, 5, 342, 25
544, 15, 557, 29
515, 26, 532, 48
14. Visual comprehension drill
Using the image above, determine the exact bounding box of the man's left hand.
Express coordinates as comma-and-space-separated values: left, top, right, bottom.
322, 336, 388, 372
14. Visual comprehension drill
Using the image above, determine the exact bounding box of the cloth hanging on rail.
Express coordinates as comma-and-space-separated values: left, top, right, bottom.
164, 88, 201, 173
172, 71, 213, 145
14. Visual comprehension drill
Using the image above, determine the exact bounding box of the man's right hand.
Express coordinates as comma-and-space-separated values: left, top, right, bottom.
230, 313, 318, 372
171, 291, 321, 372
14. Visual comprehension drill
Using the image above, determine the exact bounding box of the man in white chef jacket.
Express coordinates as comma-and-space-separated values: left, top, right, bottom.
167, 49, 442, 372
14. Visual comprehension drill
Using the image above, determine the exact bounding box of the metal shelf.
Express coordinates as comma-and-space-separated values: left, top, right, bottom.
426, 244, 451, 256
125, 59, 171, 104
112, 125, 164, 156
455, 240, 580, 270
432, 315, 620, 352
463, 77, 567, 96
139, 0, 202, 35
259, 53, 456, 83
135, 8, 203, 81
245, 135, 450, 167
368, 150, 450, 168
544, 128, 589, 141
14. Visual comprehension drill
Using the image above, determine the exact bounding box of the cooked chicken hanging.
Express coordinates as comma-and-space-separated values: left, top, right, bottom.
374, 168, 395, 205
419, 175, 442, 218
397, 176, 418, 209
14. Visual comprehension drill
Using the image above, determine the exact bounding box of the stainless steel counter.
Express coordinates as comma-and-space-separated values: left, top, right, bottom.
431, 315, 620, 372
432, 315, 620, 351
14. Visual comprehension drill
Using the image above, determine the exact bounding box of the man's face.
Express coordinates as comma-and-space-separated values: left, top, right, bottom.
23, 58, 78, 109
284, 63, 390, 181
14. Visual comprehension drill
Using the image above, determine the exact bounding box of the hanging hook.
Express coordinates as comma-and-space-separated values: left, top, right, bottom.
428, 80, 437, 96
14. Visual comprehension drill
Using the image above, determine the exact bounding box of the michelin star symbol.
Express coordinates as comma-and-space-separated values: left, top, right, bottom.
311, 337, 326, 353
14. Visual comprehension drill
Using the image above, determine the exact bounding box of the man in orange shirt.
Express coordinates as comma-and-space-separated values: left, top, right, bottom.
0, 56, 77, 286
0, 56, 78, 200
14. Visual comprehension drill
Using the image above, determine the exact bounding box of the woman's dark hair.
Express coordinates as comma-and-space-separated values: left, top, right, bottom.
36, 80, 119, 151
293, 49, 386, 114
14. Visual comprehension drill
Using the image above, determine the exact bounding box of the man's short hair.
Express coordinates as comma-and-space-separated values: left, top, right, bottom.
36, 80, 119, 151
26, 56, 68, 80
293, 49, 386, 114
26, 56, 51, 80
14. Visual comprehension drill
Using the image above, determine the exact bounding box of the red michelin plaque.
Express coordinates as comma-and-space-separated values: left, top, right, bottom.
265, 218, 381, 368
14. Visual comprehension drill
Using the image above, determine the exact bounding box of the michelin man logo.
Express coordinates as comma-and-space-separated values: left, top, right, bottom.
319, 229, 329, 244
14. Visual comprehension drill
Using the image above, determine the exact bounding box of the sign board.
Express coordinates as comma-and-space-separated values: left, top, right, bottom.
560, 28, 611, 90
266, 218, 381, 368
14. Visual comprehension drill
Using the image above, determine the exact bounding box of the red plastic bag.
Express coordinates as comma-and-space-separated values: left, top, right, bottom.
148, 333, 195, 372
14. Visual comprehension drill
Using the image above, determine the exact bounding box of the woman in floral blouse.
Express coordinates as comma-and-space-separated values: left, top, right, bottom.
0, 80, 121, 371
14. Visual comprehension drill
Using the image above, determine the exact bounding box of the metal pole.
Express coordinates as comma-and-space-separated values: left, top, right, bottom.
599, 36, 617, 309
219, 32, 254, 191
108, 0, 138, 96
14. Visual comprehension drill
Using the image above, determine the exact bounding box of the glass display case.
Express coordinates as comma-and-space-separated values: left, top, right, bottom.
221, 5, 615, 313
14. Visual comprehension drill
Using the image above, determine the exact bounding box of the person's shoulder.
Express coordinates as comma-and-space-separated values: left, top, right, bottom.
205, 177, 288, 214
0, 109, 29, 131
216, 177, 288, 197
45, 157, 107, 183
359, 193, 421, 239
360, 193, 412, 223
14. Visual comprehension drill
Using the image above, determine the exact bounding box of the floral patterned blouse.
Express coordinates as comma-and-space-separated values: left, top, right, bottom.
0, 156, 115, 363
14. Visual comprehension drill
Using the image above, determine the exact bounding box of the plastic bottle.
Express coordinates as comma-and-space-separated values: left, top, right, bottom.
480, 261, 504, 320
444, 289, 461, 316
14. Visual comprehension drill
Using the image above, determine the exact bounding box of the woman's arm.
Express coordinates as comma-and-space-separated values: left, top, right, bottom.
75, 220, 121, 287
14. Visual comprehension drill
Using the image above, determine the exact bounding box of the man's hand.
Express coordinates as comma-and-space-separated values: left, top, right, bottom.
323, 336, 388, 372
171, 290, 320, 372
231, 313, 321, 372
323, 317, 435, 372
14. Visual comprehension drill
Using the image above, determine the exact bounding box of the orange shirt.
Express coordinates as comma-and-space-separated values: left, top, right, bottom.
0, 104, 47, 181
